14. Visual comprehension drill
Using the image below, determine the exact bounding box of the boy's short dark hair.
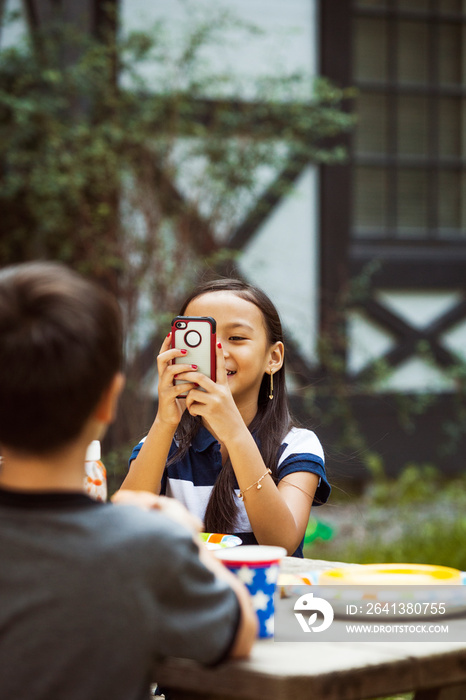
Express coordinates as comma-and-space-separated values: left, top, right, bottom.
0, 261, 123, 454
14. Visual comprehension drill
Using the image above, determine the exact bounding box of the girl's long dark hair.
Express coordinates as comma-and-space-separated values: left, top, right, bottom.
169, 278, 293, 533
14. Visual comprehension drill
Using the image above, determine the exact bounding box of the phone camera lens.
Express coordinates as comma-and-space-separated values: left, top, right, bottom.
184, 330, 201, 348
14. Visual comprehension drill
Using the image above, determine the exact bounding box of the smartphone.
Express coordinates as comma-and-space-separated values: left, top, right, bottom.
171, 316, 217, 396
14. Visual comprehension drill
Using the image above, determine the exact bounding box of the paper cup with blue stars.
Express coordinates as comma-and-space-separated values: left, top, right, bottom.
214, 545, 286, 638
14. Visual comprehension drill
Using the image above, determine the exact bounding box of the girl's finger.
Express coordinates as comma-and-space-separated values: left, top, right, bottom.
158, 332, 173, 354
158, 332, 189, 361
215, 341, 227, 385
185, 390, 206, 416
170, 382, 198, 399
157, 347, 189, 369
165, 362, 199, 379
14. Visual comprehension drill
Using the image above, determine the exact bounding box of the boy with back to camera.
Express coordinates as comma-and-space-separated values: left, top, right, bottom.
0, 261, 256, 700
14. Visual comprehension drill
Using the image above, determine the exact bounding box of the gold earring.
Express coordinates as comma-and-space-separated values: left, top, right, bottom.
269, 370, 274, 400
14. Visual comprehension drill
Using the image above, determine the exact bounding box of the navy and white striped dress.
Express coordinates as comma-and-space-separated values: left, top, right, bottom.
129, 425, 330, 557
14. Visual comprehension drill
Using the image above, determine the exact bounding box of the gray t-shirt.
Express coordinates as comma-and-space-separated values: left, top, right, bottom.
0, 489, 240, 700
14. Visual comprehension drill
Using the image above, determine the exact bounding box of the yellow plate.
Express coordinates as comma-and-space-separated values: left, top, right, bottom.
318, 563, 462, 585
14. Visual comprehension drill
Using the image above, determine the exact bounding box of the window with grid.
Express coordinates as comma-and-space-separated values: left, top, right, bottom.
352, 0, 466, 242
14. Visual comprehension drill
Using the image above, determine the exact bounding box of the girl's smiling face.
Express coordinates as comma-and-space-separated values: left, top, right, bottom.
184, 290, 283, 412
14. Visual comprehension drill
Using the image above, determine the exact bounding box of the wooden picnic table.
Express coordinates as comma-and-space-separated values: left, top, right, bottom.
155, 557, 466, 700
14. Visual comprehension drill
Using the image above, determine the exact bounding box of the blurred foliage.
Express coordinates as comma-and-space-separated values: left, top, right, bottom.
0, 5, 354, 282
0, 4, 354, 450
305, 463, 466, 571
366, 463, 442, 506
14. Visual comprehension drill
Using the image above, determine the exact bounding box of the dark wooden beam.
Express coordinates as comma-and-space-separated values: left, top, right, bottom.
24, 0, 93, 32
428, 299, 466, 336
23, 0, 56, 28
351, 243, 466, 288
0, 0, 6, 26
319, 0, 352, 338
352, 295, 465, 381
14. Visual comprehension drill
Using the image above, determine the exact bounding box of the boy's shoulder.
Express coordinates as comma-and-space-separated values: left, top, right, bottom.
75, 500, 200, 573
99, 500, 194, 542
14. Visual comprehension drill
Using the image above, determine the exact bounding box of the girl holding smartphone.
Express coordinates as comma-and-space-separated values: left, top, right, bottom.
121, 278, 330, 557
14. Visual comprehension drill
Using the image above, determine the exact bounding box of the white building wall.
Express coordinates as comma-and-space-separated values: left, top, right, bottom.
238, 165, 320, 364
121, 0, 318, 98
0, 0, 28, 48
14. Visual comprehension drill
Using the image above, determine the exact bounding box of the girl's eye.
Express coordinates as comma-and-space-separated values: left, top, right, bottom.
229, 336, 246, 341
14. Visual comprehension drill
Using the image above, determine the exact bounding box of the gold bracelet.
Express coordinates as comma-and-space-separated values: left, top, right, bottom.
237, 469, 272, 500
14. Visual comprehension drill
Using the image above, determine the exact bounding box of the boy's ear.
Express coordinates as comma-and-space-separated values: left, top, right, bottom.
93, 373, 125, 424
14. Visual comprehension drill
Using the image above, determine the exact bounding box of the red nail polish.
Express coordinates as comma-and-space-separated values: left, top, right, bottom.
191, 364, 198, 369
180, 349, 187, 355
167, 332, 171, 337
217, 342, 222, 349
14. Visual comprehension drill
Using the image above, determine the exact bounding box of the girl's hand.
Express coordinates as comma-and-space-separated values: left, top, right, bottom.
156, 333, 199, 428
183, 342, 245, 442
